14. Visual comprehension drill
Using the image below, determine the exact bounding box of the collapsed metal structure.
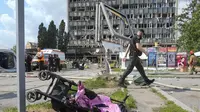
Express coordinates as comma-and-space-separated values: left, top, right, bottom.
95, 2, 134, 73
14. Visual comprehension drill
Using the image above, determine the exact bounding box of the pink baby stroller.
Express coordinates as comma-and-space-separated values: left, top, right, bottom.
26, 71, 130, 112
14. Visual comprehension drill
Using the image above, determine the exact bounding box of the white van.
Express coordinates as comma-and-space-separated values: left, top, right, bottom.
31, 49, 65, 70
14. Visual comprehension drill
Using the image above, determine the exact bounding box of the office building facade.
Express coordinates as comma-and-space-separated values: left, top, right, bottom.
68, 0, 178, 48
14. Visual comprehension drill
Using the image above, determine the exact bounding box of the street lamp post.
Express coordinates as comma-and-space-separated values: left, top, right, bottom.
155, 38, 159, 73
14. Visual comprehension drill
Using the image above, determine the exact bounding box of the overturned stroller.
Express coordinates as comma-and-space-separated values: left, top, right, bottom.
26, 71, 130, 112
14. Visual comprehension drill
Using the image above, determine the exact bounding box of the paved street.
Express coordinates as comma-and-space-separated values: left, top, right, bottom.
0, 64, 102, 111
155, 78, 200, 111
0, 66, 200, 111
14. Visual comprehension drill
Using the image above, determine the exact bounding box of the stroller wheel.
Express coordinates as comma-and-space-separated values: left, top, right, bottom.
36, 93, 42, 100
27, 91, 37, 103
38, 71, 49, 81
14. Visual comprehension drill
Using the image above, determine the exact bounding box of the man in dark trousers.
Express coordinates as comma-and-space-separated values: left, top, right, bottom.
25, 54, 32, 72
55, 54, 60, 72
48, 54, 54, 72
118, 29, 155, 88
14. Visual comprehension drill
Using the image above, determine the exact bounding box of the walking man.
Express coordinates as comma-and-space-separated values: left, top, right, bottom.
118, 29, 155, 88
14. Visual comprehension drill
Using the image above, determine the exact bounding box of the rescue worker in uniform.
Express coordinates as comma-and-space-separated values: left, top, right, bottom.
118, 29, 155, 88
188, 50, 198, 75
36, 47, 44, 71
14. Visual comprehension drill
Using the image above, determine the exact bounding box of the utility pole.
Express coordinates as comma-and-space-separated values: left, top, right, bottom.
16, 0, 26, 111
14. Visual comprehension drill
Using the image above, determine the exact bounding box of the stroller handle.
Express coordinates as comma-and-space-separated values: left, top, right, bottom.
122, 95, 129, 103
111, 95, 129, 104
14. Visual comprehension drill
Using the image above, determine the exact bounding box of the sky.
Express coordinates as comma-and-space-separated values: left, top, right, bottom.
0, 0, 190, 49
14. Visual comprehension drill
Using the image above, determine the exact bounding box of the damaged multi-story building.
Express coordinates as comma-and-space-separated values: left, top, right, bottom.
66, 0, 178, 61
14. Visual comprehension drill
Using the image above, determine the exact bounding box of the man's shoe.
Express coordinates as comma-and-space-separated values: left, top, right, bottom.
118, 83, 127, 88
146, 79, 155, 85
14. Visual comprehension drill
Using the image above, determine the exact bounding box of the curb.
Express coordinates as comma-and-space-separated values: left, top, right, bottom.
152, 87, 195, 112
153, 82, 200, 91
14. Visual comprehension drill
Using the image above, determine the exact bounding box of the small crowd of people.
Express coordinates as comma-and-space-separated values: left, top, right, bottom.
48, 54, 61, 72
25, 47, 61, 72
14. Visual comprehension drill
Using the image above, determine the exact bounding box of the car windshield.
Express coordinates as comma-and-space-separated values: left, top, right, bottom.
44, 54, 49, 59
33, 54, 49, 59
0, 52, 16, 69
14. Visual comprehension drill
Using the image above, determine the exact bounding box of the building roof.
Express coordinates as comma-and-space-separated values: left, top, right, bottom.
27, 42, 37, 46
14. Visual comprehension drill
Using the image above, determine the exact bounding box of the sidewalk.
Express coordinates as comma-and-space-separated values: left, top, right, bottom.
127, 84, 165, 112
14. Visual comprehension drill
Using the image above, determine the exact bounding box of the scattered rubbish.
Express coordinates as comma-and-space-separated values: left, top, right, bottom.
192, 84, 198, 86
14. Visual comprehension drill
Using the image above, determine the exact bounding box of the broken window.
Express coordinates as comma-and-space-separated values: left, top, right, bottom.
135, 24, 137, 28
71, 7, 76, 11
169, 3, 173, 7
73, 16, 81, 21
113, 5, 119, 9
144, 24, 147, 28
104, 25, 108, 29
123, 4, 128, 9
162, 14, 167, 18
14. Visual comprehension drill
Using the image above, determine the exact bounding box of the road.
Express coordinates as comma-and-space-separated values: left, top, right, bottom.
0, 67, 200, 111
155, 78, 200, 111
0, 64, 102, 111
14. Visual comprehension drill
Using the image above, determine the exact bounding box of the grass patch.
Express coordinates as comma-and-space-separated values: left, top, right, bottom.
155, 101, 188, 112
3, 102, 53, 112
110, 89, 137, 109
151, 88, 167, 100
151, 88, 188, 112
112, 68, 125, 72
83, 76, 118, 89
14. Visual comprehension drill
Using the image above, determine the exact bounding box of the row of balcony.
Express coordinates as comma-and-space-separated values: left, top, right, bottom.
68, 37, 176, 48
69, 7, 176, 16
69, 0, 176, 6
69, 27, 174, 35
69, 18, 175, 27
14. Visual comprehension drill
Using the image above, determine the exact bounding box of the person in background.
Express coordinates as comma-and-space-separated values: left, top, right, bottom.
188, 50, 198, 75
55, 54, 61, 72
48, 54, 54, 72
53, 54, 57, 72
26, 54, 32, 72
36, 47, 44, 71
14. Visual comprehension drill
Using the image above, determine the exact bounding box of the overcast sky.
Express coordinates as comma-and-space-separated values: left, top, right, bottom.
0, 0, 190, 49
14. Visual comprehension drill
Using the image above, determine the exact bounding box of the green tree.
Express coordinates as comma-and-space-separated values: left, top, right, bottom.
63, 32, 70, 52
11, 45, 16, 53
47, 20, 57, 48
37, 23, 47, 49
57, 20, 66, 51
176, 0, 200, 52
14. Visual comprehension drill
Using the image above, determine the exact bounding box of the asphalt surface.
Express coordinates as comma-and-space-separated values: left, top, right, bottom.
155, 78, 200, 111
0, 64, 102, 111
0, 67, 200, 111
